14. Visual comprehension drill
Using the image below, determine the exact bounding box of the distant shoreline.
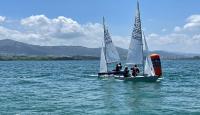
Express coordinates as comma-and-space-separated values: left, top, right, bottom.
162, 56, 200, 60
0, 39, 199, 61
0, 55, 99, 61
0, 55, 199, 61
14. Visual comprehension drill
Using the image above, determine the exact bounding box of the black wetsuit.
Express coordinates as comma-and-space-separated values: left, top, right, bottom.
131, 67, 140, 76
123, 68, 129, 77
116, 64, 120, 71
119, 64, 122, 71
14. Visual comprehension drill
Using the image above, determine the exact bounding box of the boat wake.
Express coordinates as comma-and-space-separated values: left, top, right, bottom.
89, 74, 98, 77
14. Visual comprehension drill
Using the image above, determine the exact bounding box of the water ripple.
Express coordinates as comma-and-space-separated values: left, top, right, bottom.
0, 60, 200, 114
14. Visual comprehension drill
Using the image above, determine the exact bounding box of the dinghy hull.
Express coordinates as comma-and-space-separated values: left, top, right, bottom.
115, 76, 159, 82
98, 71, 124, 76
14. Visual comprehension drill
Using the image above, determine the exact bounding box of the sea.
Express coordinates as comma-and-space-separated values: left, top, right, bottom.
0, 60, 200, 115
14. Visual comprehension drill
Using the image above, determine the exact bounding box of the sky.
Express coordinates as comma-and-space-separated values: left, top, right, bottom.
0, 0, 200, 53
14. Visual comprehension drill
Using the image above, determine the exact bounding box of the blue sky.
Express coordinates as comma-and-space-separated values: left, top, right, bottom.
0, 0, 200, 53
1, 0, 199, 34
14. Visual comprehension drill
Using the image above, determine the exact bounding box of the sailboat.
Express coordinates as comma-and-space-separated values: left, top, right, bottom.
98, 17, 122, 77
115, 0, 162, 82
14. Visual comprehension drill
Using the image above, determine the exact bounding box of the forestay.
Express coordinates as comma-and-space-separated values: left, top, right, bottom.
127, 1, 143, 65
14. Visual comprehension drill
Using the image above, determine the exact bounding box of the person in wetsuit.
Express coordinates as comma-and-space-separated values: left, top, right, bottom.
113, 63, 123, 75
118, 63, 122, 71
131, 65, 140, 77
115, 64, 120, 72
123, 66, 129, 77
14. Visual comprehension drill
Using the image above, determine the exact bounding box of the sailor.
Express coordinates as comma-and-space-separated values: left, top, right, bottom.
135, 65, 140, 75
131, 66, 136, 77
118, 63, 122, 70
123, 66, 129, 77
115, 64, 120, 72
131, 65, 140, 77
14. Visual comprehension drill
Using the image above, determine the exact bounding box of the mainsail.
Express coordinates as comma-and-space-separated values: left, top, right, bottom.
103, 18, 120, 64
127, 1, 143, 65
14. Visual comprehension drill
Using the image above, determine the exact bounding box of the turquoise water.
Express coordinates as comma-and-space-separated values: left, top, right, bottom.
0, 60, 200, 114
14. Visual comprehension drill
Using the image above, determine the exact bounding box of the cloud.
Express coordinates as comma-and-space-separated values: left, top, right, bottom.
0, 14, 199, 53
21, 15, 84, 39
174, 26, 181, 32
184, 15, 200, 30
0, 15, 128, 48
112, 36, 130, 49
148, 33, 200, 53
173, 15, 200, 33
0, 16, 6, 23
147, 14, 200, 53
148, 33, 159, 38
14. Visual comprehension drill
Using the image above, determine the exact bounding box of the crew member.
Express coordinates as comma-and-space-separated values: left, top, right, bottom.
131, 65, 140, 77
118, 63, 122, 70
115, 64, 120, 72
123, 66, 129, 77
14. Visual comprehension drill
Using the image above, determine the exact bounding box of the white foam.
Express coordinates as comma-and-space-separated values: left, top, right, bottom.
89, 74, 98, 77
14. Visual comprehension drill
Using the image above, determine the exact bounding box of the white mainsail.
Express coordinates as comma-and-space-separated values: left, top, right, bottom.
143, 33, 155, 76
103, 18, 120, 64
99, 45, 108, 73
127, 1, 143, 64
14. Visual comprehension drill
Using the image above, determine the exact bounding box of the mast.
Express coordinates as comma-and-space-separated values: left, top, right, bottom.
103, 17, 108, 72
142, 31, 146, 76
137, 0, 145, 75
137, 0, 144, 75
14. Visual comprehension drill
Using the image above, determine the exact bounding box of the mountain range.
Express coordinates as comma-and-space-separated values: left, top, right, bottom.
0, 39, 198, 59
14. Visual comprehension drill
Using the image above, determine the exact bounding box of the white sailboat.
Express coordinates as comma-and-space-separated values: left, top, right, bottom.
98, 17, 121, 76
115, 0, 161, 82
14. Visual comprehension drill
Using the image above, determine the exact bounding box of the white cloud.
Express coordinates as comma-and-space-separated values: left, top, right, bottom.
112, 36, 130, 49
21, 15, 50, 27
0, 14, 199, 53
174, 26, 181, 32
148, 33, 159, 38
144, 14, 200, 53
0, 15, 127, 48
183, 15, 200, 30
173, 15, 200, 33
21, 15, 84, 39
0, 16, 6, 23
147, 31, 200, 53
